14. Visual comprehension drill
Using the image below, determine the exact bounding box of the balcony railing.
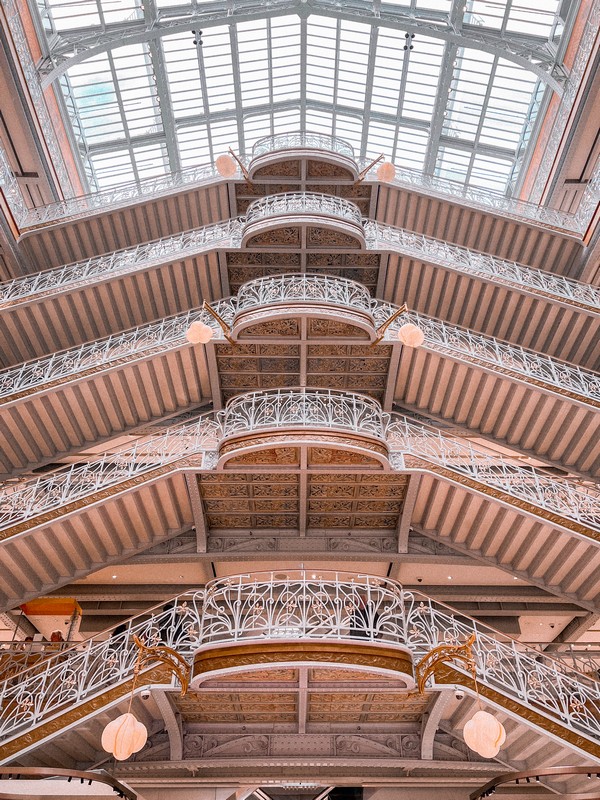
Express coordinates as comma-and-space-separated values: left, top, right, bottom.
0, 572, 599, 755
0, 390, 597, 534
0, 219, 242, 308
364, 221, 600, 310
245, 192, 364, 227
2, 211, 597, 314
222, 388, 386, 440
1, 274, 598, 406
252, 132, 355, 160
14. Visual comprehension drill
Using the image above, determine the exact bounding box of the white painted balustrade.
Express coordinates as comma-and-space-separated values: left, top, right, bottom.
0, 572, 599, 756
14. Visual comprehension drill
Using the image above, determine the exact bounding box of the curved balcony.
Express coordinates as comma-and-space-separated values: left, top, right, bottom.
219, 388, 388, 465
222, 388, 385, 439
252, 132, 355, 161
0, 390, 598, 537
241, 192, 365, 249
1, 572, 600, 762
249, 132, 359, 182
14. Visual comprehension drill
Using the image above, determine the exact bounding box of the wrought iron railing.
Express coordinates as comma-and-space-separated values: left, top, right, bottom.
221, 388, 386, 440
386, 309, 600, 403
0, 219, 242, 307
366, 162, 577, 231
252, 132, 355, 160
0, 572, 599, 754
0, 390, 597, 534
1, 274, 597, 405
244, 192, 363, 227
364, 221, 600, 310
1, 212, 597, 313
387, 415, 600, 530
235, 272, 373, 315
0, 415, 220, 529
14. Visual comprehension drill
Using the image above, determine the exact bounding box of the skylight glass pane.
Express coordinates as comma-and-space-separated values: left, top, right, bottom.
306, 17, 337, 103
371, 30, 405, 115
202, 25, 235, 112
271, 17, 301, 103
177, 124, 211, 167
401, 36, 445, 121
470, 154, 513, 190
337, 20, 371, 109
480, 61, 538, 150
436, 146, 471, 183
163, 33, 204, 120
443, 50, 495, 144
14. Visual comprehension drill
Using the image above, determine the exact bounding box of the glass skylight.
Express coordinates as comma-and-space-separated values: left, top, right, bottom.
35, 0, 572, 195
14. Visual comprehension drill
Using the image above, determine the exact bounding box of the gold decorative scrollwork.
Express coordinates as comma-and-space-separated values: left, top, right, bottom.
414, 634, 476, 694
132, 635, 191, 697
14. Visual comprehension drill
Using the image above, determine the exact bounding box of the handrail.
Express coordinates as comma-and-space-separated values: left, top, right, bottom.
2, 274, 598, 405
0, 390, 597, 534
245, 192, 364, 227
0, 572, 599, 754
252, 132, 355, 160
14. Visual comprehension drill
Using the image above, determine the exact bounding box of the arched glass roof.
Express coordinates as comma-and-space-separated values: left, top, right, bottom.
34, 0, 575, 194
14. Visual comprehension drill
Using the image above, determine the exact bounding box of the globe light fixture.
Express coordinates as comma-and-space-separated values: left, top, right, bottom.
101, 712, 148, 761
463, 710, 506, 758
376, 161, 396, 182
215, 154, 237, 178
186, 320, 214, 344
397, 323, 425, 348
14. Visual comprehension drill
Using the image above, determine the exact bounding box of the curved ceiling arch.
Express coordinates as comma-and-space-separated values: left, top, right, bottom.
34, 0, 575, 193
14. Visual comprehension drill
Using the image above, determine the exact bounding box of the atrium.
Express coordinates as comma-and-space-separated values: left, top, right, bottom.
0, 0, 599, 799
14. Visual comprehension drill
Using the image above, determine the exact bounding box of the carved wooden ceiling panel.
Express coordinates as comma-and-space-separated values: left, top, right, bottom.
225, 251, 380, 292
308, 692, 429, 724
198, 472, 408, 535
234, 158, 371, 216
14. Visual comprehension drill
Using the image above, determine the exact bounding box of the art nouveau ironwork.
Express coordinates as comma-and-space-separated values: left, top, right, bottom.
0, 573, 599, 756
0, 389, 597, 534
1, 274, 597, 406
1, 207, 597, 312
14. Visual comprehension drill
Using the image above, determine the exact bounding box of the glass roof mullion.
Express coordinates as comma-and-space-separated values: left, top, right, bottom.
106, 50, 140, 184
391, 32, 412, 163
300, 16, 307, 132
331, 19, 342, 138
423, 42, 458, 175
359, 26, 379, 160
148, 37, 181, 173
195, 29, 214, 163
465, 55, 500, 184
228, 24, 246, 156
267, 17, 274, 135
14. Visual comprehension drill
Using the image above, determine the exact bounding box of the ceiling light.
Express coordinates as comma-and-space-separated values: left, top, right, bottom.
102, 713, 147, 761
398, 323, 425, 348
376, 161, 396, 182
215, 153, 237, 178
463, 710, 506, 758
186, 320, 214, 345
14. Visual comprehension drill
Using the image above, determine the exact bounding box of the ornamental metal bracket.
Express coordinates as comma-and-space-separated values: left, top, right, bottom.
132, 634, 192, 697
371, 303, 408, 346
202, 300, 236, 345
414, 633, 477, 694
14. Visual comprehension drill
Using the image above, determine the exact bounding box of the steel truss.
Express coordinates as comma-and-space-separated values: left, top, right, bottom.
0, 572, 599, 758
38, 0, 567, 91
